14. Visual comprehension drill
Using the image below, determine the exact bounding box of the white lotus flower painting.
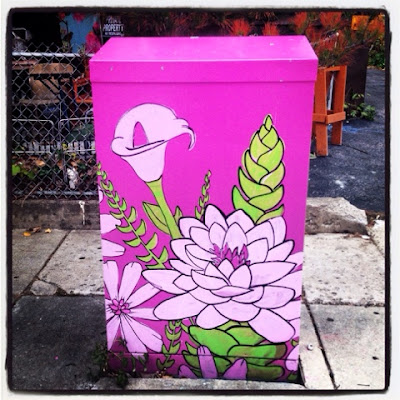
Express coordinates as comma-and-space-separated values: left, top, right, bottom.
98, 106, 303, 383
143, 206, 301, 344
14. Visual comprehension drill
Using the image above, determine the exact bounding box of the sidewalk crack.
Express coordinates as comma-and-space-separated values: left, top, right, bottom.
14, 230, 72, 304
342, 144, 369, 155
304, 297, 340, 390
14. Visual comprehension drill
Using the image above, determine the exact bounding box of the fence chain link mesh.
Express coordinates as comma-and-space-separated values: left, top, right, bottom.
11, 43, 97, 200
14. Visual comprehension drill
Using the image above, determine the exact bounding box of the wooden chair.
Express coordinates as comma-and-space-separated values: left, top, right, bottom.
21, 62, 73, 104
73, 77, 93, 105
16, 63, 74, 138
312, 65, 347, 156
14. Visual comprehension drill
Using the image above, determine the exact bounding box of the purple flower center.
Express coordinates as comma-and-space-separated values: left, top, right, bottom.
109, 298, 130, 315
211, 243, 250, 268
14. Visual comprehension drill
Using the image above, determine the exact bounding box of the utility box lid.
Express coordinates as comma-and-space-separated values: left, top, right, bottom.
89, 36, 317, 83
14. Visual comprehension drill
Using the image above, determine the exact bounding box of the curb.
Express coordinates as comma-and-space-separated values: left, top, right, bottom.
12, 197, 376, 235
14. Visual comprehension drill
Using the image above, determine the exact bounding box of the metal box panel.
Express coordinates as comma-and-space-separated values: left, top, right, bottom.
90, 36, 317, 382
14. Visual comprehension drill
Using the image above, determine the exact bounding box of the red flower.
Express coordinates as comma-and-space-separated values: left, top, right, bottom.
305, 26, 321, 44
367, 15, 385, 36
58, 12, 66, 21
351, 15, 369, 31
73, 13, 85, 23
170, 14, 192, 36
319, 12, 342, 30
291, 12, 308, 34
262, 22, 279, 36
229, 19, 251, 36
92, 21, 100, 32
85, 31, 101, 53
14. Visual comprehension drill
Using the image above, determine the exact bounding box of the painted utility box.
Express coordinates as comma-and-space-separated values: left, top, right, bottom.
90, 36, 317, 382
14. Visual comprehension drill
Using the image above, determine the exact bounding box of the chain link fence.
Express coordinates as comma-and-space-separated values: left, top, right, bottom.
11, 43, 98, 200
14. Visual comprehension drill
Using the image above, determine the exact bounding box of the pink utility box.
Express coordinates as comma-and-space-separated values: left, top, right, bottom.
90, 36, 317, 382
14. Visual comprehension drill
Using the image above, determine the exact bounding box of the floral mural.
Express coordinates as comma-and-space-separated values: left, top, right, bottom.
97, 103, 302, 382
104, 261, 162, 355
143, 206, 301, 344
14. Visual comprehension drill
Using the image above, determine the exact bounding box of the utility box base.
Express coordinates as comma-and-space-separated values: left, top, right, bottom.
90, 36, 317, 382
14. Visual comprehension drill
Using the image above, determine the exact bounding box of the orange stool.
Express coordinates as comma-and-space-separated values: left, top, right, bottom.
312, 65, 347, 156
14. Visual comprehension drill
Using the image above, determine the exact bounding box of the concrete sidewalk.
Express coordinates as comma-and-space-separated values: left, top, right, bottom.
9, 198, 386, 392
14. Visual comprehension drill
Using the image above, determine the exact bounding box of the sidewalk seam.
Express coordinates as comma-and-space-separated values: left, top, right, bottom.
297, 358, 308, 389
367, 231, 385, 257
304, 298, 339, 390
306, 301, 385, 307
14, 230, 72, 304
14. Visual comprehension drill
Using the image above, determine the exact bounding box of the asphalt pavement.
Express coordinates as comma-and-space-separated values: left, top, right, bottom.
308, 68, 386, 213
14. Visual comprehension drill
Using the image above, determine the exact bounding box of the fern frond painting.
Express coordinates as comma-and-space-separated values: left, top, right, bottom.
90, 36, 317, 382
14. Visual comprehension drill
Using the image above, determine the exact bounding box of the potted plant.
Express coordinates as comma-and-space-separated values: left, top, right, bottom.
290, 12, 349, 156
342, 13, 385, 104
289, 11, 384, 156
290, 11, 384, 97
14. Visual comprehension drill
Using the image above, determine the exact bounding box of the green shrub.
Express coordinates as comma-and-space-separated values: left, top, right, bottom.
368, 38, 385, 69
344, 93, 376, 121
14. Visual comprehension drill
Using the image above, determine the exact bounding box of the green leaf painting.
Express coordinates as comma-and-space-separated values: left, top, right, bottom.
98, 107, 299, 383
156, 320, 183, 370
189, 326, 239, 357
97, 165, 168, 269
195, 170, 211, 220
232, 114, 285, 223
185, 323, 288, 380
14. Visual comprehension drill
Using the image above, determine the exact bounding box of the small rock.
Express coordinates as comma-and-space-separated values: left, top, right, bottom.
30, 280, 58, 296
306, 197, 367, 234
367, 220, 385, 256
